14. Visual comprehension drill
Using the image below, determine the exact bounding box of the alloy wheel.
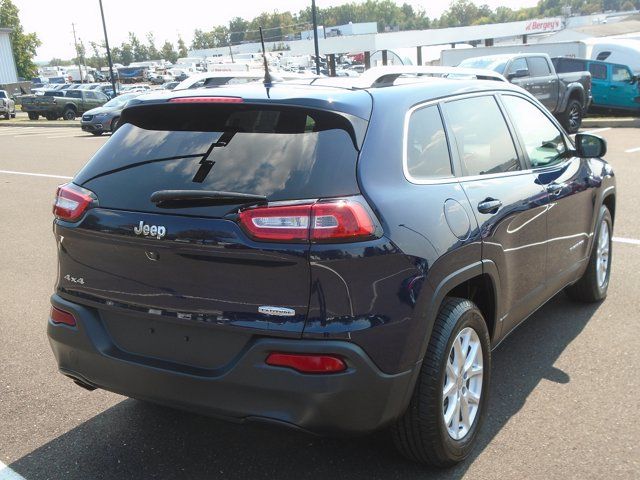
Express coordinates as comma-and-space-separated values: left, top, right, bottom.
596, 220, 610, 288
442, 327, 484, 440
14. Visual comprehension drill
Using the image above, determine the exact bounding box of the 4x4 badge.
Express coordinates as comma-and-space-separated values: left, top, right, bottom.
134, 221, 166, 240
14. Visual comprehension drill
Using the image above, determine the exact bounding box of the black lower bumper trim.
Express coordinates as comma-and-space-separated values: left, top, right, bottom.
48, 294, 418, 434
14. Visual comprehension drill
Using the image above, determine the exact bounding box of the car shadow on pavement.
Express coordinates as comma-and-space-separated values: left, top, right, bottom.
9, 294, 600, 480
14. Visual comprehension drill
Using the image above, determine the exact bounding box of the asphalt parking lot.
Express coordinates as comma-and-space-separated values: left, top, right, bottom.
0, 125, 639, 479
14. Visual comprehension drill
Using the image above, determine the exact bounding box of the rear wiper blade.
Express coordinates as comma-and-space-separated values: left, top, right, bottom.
150, 190, 267, 209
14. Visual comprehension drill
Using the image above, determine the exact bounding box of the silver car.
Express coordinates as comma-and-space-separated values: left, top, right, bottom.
80, 92, 141, 136
0, 90, 16, 119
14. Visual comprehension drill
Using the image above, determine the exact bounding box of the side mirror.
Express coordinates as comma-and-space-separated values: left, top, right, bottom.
508, 69, 529, 80
575, 133, 607, 158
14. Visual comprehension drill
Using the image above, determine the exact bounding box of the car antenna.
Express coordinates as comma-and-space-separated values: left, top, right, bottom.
259, 27, 273, 86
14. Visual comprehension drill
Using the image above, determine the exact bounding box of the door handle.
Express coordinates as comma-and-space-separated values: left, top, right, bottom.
477, 198, 502, 214
546, 183, 563, 195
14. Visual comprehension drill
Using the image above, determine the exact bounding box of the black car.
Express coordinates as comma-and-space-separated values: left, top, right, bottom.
48, 68, 615, 466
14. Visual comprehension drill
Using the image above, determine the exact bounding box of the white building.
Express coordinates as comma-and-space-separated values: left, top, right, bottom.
0, 28, 19, 84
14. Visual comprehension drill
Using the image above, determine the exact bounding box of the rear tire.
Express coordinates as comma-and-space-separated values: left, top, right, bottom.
560, 99, 583, 134
391, 297, 491, 466
28, 112, 39, 120
62, 108, 76, 121
565, 206, 612, 302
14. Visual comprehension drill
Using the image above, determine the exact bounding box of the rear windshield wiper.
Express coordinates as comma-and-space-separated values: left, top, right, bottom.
150, 190, 267, 209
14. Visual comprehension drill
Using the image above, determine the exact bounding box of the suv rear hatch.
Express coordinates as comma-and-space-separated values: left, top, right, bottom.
53, 98, 369, 370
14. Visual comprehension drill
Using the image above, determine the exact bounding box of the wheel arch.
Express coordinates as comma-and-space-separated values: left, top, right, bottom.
418, 261, 501, 363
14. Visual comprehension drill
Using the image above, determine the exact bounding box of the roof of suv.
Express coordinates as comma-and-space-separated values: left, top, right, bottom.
126, 73, 525, 120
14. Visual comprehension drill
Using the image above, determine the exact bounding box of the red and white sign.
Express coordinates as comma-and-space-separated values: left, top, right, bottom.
525, 18, 563, 33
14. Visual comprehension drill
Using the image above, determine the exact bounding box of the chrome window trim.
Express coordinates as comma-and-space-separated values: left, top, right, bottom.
402, 90, 536, 185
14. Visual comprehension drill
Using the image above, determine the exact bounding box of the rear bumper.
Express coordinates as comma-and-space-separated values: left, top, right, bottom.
48, 294, 418, 434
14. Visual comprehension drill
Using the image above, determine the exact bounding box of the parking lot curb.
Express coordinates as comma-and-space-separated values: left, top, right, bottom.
0, 122, 79, 128
582, 117, 640, 129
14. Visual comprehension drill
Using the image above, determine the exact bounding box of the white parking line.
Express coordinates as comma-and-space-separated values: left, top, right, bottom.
613, 237, 640, 246
583, 128, 611, 135
624, 147, 640, 154
0, 169, 72, 180
0, 461, 26, 480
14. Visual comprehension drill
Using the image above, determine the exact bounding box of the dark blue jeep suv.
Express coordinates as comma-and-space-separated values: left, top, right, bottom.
48, 67, 615, 466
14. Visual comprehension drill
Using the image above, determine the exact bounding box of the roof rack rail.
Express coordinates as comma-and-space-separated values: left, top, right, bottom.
357, 66, 507, 88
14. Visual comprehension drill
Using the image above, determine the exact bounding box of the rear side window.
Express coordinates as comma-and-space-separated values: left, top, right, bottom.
589, 63, 607, 80
66, 90, 82, 98
527, 57, 551, 76
85, 91, 97, 99
502, 95, 566, 168
405, 105, 452, 180
443, 96, 520, 176
74, 104, 363, 216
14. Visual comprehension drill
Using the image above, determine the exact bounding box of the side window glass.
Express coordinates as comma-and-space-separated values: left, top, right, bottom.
589, 63, 607, 80
443, 96, 520, 176
85, 91, 97, 100
506, 57, 528, 77
406, 105, 452, 180
612, 66, 631, 82
502, 95, 567, 168
527, 57, 551, 77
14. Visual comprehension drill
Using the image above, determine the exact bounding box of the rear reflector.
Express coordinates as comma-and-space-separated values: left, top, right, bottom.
266, 353, 347, 373
50, 306, 76, 327
53, 183, 95, 221
169, 96, 243, 104
238, 198, 376, 243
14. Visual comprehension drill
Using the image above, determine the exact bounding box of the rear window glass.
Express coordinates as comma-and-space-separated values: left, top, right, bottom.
589, 63, 607, 80
75, 104, 362, 216
527, 57, 551, 77
405, 105, 452, 180
66, 90, 82, 98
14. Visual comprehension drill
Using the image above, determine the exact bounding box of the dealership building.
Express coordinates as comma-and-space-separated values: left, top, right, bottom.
0, 28, 19, 84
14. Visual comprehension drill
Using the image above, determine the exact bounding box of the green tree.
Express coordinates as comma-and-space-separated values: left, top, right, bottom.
147, 33, 160, 60
229, 17, 249, 44
177, 36, 188, 58
160, 40, 178, 63
128, 32, 149, 62
0, 0, 41, 79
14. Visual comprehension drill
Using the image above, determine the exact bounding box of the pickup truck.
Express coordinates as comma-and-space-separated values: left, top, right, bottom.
458, 53, 592, 133
21, 89, 108, 121
0, 90, 16, 119
552, 57, 640, 114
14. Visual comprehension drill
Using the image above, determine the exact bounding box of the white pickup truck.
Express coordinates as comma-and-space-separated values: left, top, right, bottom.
0, 90, 16, 119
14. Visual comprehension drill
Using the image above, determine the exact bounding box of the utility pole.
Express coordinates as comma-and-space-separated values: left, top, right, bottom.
311, 0, 320, 75
71, 23, 84, 83
99, 0, 118, 96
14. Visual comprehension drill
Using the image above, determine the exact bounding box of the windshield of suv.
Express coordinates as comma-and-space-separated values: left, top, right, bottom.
0, 91, 6, 99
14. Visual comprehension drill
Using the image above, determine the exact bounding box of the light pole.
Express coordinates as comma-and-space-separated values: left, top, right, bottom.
311, 0, 320, 75
98, 0, 118, 95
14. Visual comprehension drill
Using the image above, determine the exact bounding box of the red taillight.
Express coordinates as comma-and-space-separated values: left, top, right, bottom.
311, 200, 376, 241
53, 183, 95, 221
265, 353, 347, 374
169, 96, 243, 104
237, 198, 376, 243
50, 306, 76, 327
